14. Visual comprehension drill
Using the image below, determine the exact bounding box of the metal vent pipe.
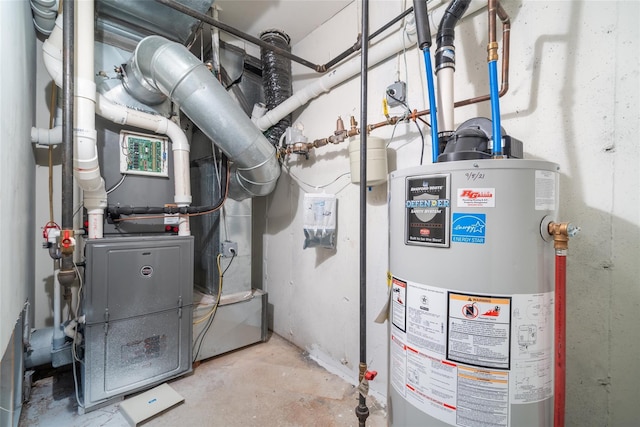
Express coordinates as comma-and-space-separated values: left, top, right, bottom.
125, 36, 280, 199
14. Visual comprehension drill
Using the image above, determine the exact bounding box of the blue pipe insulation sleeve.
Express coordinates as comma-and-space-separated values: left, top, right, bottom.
423, 48, 439, 163
488, 60, 502, 156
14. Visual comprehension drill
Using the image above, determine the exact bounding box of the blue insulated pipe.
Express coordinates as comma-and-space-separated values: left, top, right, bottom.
413, 0, 439, 162
424, 49, 439, 162
489, 60, 502, 156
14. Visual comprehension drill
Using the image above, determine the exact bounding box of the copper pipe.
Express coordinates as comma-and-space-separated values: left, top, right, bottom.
365, 0, 510, 132
488, 0, 497, 45
291, 2, 512, 150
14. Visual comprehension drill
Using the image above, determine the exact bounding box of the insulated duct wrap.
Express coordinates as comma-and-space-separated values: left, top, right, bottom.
124, 35, 280, 199
260, 30, 292, 147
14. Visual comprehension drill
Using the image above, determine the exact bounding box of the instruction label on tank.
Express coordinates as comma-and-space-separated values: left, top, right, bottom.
447, 293, 512, 370
391, 277, 407, 332
510, 292, 554, 404
456, 187, 496, 207
405, 174, 451, 247
457, 366, 509, 426
535, 170, 556, 210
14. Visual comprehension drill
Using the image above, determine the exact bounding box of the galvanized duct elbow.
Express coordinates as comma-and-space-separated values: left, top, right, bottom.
125, 35, 280, 199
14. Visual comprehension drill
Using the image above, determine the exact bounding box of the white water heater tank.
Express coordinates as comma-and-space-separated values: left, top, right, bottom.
388, 159, 558, 427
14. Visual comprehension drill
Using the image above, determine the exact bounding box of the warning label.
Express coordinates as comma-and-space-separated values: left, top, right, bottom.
447, 293, 512, 370
392, 277, 407, 332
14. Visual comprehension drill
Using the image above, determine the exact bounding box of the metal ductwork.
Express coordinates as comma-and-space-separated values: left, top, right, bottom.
124, 35, 280, 199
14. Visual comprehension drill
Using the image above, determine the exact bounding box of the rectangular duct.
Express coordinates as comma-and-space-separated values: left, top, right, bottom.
95, 0, 215, 50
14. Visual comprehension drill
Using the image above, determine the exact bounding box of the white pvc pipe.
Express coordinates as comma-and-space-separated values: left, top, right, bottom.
43, 13, 192, 236
436, 67, 455, 131
76, 0, 106, 239
96, 95, 192, 236
31, 125, 62, 145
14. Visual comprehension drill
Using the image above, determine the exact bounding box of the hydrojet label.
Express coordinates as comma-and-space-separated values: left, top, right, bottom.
451, 213, 486, 244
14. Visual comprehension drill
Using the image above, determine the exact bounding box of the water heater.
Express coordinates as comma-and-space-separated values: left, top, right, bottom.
388, 159, 558, 426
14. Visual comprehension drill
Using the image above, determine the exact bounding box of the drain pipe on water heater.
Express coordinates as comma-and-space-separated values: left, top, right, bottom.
355, 1, 370, 426
548, 222, 580, 427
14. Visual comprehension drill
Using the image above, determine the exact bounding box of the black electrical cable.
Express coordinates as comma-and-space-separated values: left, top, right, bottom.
387, 92, 428, 164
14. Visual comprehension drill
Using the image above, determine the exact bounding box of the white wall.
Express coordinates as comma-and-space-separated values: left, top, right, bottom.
0, 1, 36, 354
261, 0, 639, 424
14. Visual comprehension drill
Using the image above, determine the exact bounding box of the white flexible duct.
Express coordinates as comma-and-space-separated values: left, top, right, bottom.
31, 0, 58, 35
124, 36, 280, 200
43, 13, 192, 236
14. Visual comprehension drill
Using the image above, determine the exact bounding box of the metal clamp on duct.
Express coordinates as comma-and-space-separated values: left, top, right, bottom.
123, 35, 281, 200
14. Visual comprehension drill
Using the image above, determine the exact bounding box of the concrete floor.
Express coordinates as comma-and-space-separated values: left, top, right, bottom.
19, 333, 387, 426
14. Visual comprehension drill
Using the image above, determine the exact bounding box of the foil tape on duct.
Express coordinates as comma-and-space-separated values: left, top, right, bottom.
260, 30, 292, 147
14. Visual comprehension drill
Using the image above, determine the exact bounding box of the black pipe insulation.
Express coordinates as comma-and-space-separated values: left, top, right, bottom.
355, 1, 370, 426
413, 0, 432, 49
435, 0, 471, 71
260, 30, 292, 147
107, 158, 229, 220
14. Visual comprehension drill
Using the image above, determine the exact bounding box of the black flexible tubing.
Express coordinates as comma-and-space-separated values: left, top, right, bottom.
435, 0, 471, 70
